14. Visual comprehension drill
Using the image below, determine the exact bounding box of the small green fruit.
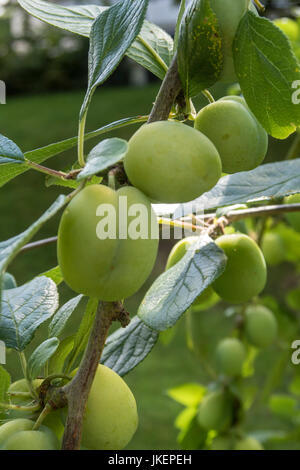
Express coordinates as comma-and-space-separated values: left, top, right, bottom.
245, 305, 277, 348
198, 390, 232, 432
0, 419, 33, 448
213, 234, 267, 303
124, 121, 222, 203
216, 338, 246, 376
261, 232, 285, 266
234, 436, 263, 450
2, 428, 59, 450
195, 100, 267, 173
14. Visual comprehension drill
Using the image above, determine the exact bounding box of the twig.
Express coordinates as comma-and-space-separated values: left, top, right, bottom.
20, 237, 58, 253
61, 301, 130, 450
147, 53, 182, 123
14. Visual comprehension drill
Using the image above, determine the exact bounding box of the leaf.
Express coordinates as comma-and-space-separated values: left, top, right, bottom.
0, 135, 24, 165
1, 273, 17, 290
0, 366, 10, 419
81, 0, 149, 116
269, 394, 298, 419
175, 406, 197, 430
177, 0, 222, 97
0, 115, 147, 189
0, 195, 66, 300
169, 159, 300, 219
174, 0, 186, 49
0, 277, 58, 352
77, 138, 128, 180
48, 295, 83, 338
18, 1, 173, 80
101, 316, 158, 377
27, 337, 60, 380
38, 266, 63, 286
234, 12, 300, 139
138, 235, 226, 331
167, 383, 206, 407
48, 336, 74, 375
177, 414, 207, 450
65, 298, 98, 372
46, 174, 102, 189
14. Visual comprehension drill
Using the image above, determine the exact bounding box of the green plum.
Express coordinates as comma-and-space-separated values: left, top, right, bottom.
261, 231, 285, 266
234, 436, 263, 450
75, 365, 138, 450
165, 237, 219, 308
284, 194, 300, 232
198, 390, 233, 432
124, 121, 222, 203
216, 337, 246, 376
2, 428, 59, 450
0, 419, 34, 448
210, 0, 251, 82
274, 18, 300, 42
57, 184, 159, 300
245, 305, 277, 348
195, 100, 267, 173
213, 234, 267, 303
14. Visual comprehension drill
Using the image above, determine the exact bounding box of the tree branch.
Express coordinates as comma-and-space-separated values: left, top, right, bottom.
147, 53, 182, 123
60, 301, 130, 450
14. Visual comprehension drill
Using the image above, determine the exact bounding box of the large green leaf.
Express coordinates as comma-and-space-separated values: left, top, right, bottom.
0, 135, 24, 165
101, 316, 158, 377
234, 12, 300, 139
18, 0, 173, 79
168, 158, 300, 219
0, 116, 146, 189
178, 0, 222, 97
138, 235, 226, 331
77, 138, 128, 180
81, 0, 149, 117
27, 337, 60, 380
0, 277, 59, 351
48, 295, 83, 338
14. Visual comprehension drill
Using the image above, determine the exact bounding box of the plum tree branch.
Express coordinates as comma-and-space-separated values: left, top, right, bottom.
60, 301, 130, 450
147, 53, 182, 123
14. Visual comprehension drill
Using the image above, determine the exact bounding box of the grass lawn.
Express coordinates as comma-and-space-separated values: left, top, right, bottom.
0, 85, 202, 449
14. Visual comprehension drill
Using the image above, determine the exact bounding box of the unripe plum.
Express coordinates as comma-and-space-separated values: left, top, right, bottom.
216, 337, 246, 376
2, 428, 59, 450
197, 390, 232, 432
124, 121, 222, 203
245, 305, 277, 348
261, 232, 285, 266
213, 234, 267, 303
210, 0, 250, 82
166, 237, 219, 308
77, 365, 138, 450
0, 419, 33, 448
57, 184, 159, 300
194, 100, 267, 173
284, 194, 300, 232
234, 436, 263, 450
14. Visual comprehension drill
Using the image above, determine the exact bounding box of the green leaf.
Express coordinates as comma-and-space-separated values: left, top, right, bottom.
65, 298, 98, 372
167, 383, 206, 407
170, 159, 300, 219
269, 394, 298, 419
234, 12, 300, 139
81, 0, 149, 117
1, 273, 17, 290
289, 375, 300, 397
38, 266, 63, 286
46, 174, 102, 189
27, 337, 60, 380
101, 316, 158, 377
0, 135, 24, 165
18, 1, 172, 80
177, 414, 207, 450
138, 235, 226, 331
175, 406, 197, 430
178, 0, 222, 97
174, 0, 186, 49
77, 138, 128, 180
48, 336, 74, 375
0, 277, 59, 352
0, 195, 67, 301
0, 115, 147, 189
48, 295, 83, 338
0, 366, 10, 419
